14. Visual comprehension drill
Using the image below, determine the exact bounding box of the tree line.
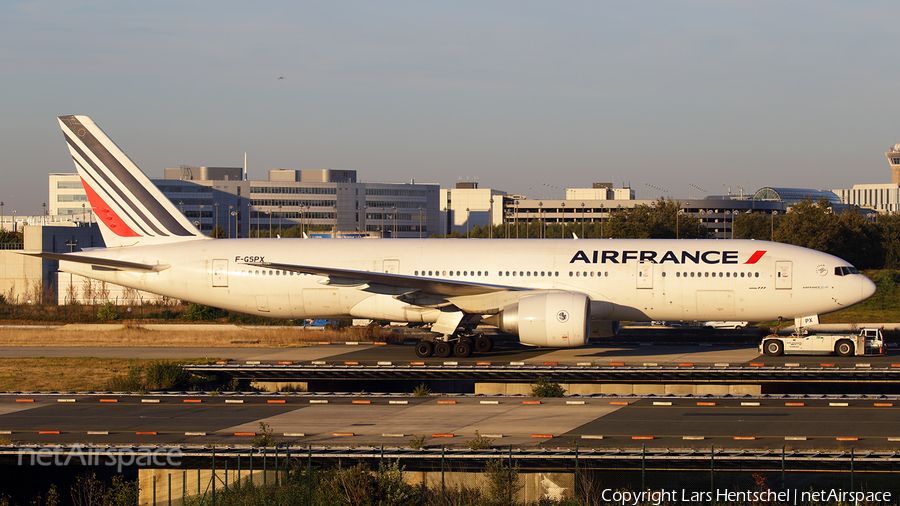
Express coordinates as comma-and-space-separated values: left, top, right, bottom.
440, 197, 896, 270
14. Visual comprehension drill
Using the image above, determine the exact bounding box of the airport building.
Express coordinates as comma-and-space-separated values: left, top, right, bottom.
832, 145, 900, 213
47, 168, 441, 239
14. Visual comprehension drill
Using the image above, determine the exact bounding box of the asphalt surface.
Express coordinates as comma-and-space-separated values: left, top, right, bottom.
1, 394, 899, 451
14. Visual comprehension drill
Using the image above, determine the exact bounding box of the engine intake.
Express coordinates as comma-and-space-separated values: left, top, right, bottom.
491, 292, 590, 347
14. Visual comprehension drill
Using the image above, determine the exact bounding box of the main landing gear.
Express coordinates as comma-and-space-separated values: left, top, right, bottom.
414, 334, 494, 358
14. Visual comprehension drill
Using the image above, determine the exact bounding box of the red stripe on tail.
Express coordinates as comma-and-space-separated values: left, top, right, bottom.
80, 177, 141, 237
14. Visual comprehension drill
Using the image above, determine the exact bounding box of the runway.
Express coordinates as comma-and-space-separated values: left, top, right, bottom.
1, 393, 898, 450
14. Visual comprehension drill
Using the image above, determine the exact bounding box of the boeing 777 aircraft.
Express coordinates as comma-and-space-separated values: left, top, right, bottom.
32, 115, 877, 358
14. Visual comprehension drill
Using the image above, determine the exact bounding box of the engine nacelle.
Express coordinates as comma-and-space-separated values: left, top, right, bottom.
493, 292, 590, 347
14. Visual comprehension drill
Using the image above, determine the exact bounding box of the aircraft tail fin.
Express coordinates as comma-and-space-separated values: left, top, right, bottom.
57, 115, 209, 247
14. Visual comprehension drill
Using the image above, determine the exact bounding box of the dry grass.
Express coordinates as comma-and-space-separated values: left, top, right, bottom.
0, 358, 150, 392
0, 324, 403, 348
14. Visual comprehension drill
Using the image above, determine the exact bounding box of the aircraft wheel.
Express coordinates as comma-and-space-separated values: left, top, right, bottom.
475, 335, 494, 353
434, 341, 453, 358
836, 340, 854, 357
763, 340, 783, 357
453, 340, 473, 358
415, 341, 434, 358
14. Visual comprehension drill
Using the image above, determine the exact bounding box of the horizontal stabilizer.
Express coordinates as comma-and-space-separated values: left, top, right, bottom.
22, 251, 170, 272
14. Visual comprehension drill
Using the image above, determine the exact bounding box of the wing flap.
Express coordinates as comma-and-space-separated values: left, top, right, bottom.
248, 262, 522, 297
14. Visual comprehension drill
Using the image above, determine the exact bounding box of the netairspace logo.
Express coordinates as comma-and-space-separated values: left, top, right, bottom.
600, 488, 892, 505
17, 445, 182, 473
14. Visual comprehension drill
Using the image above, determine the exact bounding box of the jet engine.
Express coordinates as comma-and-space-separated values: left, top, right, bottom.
488, 292, 590, 347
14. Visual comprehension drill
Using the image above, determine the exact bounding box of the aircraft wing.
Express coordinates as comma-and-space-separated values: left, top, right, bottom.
21, 251, 170, 272
248, 262, 525, 297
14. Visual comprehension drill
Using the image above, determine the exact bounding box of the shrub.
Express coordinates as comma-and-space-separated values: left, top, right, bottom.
252, 422, 279, 447
96, 302, 117, 322
409, 434, 426, 450
531, 377, 566, 398
466, 431, 494, 450
412, 383, 432, 397
485, 458, 523, 506
144, 361, 189, 390
182, 303, 225, 321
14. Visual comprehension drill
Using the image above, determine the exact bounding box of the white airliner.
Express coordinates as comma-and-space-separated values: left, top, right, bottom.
32, 115, 876, 358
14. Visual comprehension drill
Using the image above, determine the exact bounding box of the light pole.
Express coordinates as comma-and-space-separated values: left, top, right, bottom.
698, 210, 705, 237
333, 204, 337, 236
676, 208, 682, 239
560, 202, 565, 238
466, 207, 470, 238
267, 210, 272, 238
42, 203, 46, 225
199, 204, 204, 233
580, 202, 585, 238
227, 205, 233, 238
538, 202, 543, 239
362, 205, 367, 236
599, 205, 604, 238
278, 205, 283, 236
82, 203, 85, 223
441, 207, 446, 237
301, 206, 307, 237
65, 239, 77, 303
418, 206, 422, 238
392, 206, 396, 238
179, 201, 184, 214
514, 200, 519, 239
489, 198, 494, 239
214, 202, 219, 237
230, 210, 237, 238
0, 201, 3, 232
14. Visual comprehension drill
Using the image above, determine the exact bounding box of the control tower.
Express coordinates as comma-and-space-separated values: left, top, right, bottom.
888, 144, 900, 184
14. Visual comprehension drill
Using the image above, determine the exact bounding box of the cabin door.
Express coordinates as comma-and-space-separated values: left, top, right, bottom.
775, 261, 792, 290
636, 262, 653, 289
212, 259, 228, 287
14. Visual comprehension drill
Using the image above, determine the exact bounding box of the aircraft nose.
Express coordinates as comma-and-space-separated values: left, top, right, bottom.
861, 275, 877, 300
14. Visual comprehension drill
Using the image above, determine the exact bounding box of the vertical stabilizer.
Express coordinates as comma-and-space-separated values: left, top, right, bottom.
57, 115, 209, 247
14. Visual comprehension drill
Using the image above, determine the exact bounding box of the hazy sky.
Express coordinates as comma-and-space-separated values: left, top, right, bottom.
2, 1, 899, 214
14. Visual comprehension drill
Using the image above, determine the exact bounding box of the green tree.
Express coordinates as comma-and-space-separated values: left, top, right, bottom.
773, 197, 839, 251
209, 225, 226, 238
733, 211, 773, 240
880, 214, 900, 269
832, 207, 881, 269
0, 230, 22, 244
605, 198, 704, 239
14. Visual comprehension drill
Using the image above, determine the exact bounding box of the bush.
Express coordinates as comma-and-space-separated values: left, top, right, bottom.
409, 434, 426, 450
96, 302, 117, 321
466, 431, 494, 450
252, 422, 279, 447
182, 303, 225, 321
412, 383, 432, 396
531, 377, 566, 398
144, 361, 189, 390
485, 458, 523, 506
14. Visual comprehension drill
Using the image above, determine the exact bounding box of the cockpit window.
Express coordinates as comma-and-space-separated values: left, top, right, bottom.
834, 266, 859, 276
